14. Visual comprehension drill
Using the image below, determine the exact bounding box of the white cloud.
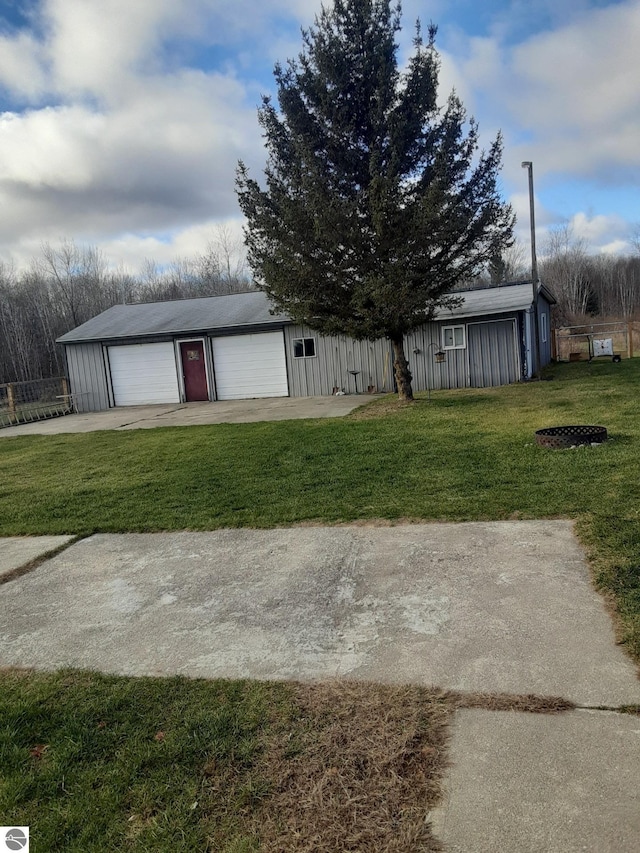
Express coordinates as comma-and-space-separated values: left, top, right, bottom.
99, 217, 246, 273
599, 238, 630, 255
0, 62, 262, 257
500, 1, 640, 179
0, 31, 47, 101
44, 0, 177, 99
510, 3, 640, 129
433, 0, 640, 250
0, 107, 105, 189
568, 211, 629, 247
1, 0, 639, 272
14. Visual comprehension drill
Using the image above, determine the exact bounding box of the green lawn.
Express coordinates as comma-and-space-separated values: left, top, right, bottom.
0, 671, 451, 853
2, 360, 639, 532
2, 360, 639, 849
1, 359, 639, 658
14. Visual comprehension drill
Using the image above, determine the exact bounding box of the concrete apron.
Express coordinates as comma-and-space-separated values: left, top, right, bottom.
2, 521, 639, 852
0, 521, 638, 706
0, 536, 74, 581
0, 395, 372, 437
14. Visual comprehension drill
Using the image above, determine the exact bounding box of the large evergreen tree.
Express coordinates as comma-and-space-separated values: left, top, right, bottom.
236, 0, 515, 400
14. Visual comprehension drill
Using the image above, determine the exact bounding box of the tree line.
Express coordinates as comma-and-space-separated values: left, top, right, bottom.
2, 227, 639, 385
466, 226, 640, 327
538, 226, 640, 326
0, 231, 252, 384
2, 224, 639, 386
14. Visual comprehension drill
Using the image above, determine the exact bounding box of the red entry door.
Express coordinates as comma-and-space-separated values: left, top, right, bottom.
180, 341, 209, 401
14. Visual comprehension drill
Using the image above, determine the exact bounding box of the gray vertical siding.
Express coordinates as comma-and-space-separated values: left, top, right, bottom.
537, 299, 552, 367
284, 325, 394, 396
405, 324, 469, 391
524, 296, 552, 376
468, 319, 520, 387
65, 342, 110, 412
406, 316, 521, 391
66, 311, 531, 410
287, 316, 523, 397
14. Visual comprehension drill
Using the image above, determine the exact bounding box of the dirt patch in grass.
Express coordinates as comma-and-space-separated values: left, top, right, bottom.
449, 691, 576, 714
218, 681, 452, 853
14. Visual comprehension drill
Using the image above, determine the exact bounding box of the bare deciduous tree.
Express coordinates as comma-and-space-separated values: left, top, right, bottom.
541, 225, 595, 322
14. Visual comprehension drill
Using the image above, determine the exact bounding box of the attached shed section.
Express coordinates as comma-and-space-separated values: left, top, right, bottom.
58, 282, 554, 411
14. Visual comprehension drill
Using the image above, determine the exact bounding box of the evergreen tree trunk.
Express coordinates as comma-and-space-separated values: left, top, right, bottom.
390, 334, 414, 402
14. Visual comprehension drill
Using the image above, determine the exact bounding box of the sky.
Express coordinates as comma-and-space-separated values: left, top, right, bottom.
0, 0, 638, 273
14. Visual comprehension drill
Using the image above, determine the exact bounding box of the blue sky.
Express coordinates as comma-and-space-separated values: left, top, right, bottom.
0, 0, 638, 271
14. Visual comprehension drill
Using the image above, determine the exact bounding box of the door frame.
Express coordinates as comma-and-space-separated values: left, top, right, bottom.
175, 337, 213, 402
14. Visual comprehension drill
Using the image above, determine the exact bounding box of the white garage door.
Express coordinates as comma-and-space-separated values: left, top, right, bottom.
108, 342, 180, 406
212, 332, 288, 400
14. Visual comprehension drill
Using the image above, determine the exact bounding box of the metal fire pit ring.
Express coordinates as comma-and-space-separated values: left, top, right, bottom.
535, 425, 608, 449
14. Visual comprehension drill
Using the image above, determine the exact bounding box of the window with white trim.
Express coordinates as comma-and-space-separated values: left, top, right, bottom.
540, 312, 548, 343
293, 337, 316, 359
442, 325, 466, 350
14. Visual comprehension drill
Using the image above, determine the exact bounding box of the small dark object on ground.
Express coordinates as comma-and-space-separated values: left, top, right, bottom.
535, 425, 608, 449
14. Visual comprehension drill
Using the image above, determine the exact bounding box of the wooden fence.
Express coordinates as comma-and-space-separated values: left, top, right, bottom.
0, 377, 72, 429
553, 321, 636, 362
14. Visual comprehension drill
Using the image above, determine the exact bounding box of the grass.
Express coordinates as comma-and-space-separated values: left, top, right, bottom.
1, 359, 639, 848
1, 359, 639, 533
1, 359, 639, 660
0, 670, 452, 853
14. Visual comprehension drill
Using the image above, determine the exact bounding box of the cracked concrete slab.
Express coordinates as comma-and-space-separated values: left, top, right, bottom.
0, 536, 74, 581
0, 395, 371, 436
431, 708, 640, 853
0, 522, 638, 705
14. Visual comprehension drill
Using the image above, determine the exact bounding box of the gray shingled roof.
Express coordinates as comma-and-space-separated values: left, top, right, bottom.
57, 291, 288, 343
58, 282, 554, 344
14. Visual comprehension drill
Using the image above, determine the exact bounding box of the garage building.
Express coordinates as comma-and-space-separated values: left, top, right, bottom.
57, 283, 554, 412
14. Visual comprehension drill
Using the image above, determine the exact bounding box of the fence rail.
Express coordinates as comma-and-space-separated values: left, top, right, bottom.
0, 377, 73, 429
554, 321, 637, 362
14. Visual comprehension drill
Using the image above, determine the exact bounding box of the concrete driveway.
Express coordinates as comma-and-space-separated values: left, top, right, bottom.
0, 395, 373, 437
3, 521, 640, 852
1, 521, 638, 706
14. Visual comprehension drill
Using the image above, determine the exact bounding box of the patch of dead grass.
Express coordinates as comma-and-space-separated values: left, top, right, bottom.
448, 691, 576, 714
245, 681, 451, 853
227, 685, 577, 852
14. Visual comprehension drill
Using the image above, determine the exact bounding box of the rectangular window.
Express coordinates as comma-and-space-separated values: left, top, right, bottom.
442, 325, 466, 349
293, 337, 316, 359
540, 312, 548, 343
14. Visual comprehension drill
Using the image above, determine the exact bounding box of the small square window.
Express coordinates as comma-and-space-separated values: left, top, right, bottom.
442, 325, 465, 349
293, 337, 316, 359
